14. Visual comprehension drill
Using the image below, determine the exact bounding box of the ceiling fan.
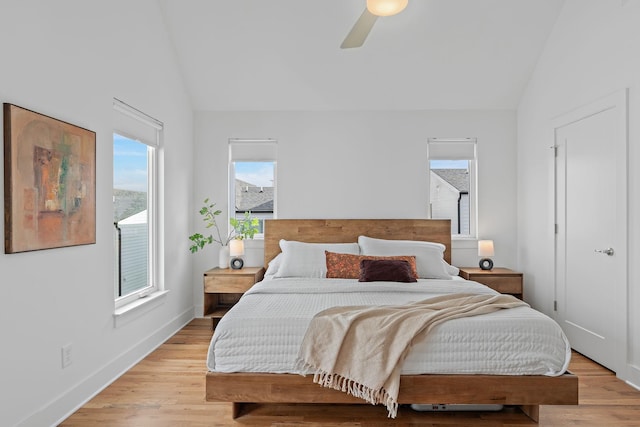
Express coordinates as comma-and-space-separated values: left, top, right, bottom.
341, 0, 409, 49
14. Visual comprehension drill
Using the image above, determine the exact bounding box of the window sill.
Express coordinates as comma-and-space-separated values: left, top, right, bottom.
113, 290, 169, 327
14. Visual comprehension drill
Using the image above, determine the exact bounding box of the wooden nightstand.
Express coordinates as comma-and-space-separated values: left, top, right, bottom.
458, 267, 523, 299
203, 267, 265, 327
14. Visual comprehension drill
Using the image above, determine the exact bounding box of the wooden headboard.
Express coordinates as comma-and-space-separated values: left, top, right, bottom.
263, 219, 452, 266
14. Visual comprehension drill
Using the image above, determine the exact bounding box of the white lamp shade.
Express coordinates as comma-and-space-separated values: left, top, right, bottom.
478, 240, 495, 257
366, 0, 408, 16
229, 239, 245, 257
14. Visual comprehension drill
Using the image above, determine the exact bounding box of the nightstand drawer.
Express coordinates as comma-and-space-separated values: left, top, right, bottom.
458, 267, 524, 299
204, 275, 255, 293
203, 267, 265, 326
476, 276, 522, 294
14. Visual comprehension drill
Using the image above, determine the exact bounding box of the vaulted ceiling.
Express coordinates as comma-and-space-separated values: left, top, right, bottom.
159, 0, 564, 111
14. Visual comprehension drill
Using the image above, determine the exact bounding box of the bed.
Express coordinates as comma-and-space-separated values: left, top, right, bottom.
205, 219, 578, 422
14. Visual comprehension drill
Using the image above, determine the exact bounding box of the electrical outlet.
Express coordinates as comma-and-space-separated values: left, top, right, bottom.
61, 344, 72, 368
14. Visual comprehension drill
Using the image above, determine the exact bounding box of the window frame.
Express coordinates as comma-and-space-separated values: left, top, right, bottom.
113, 99, 163, 309
228, 139, 277, 240
426, 138, 478, 239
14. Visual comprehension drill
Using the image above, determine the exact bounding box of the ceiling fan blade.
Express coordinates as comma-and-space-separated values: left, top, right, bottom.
340, 9, 378, 49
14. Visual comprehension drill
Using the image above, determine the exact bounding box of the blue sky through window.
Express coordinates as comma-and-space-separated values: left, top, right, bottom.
235, 162, 274, 187
114, 134, 148, 192
430, 160, 468, 169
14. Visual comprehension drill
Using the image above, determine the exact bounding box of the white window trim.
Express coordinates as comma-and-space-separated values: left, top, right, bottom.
228, 139, 277, 240
113, 99, 163, 310
426, 137, 478, 239
112, 290, 170, 328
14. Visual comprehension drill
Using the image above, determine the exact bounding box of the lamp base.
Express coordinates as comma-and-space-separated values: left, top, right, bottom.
230, 258, 244, 270
479, 258, 493, 270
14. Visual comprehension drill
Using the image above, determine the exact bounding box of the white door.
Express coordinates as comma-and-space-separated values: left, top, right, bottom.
554, 91, 627, 373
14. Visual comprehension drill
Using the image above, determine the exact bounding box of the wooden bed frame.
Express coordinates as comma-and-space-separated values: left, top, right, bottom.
206, 219, 578, 422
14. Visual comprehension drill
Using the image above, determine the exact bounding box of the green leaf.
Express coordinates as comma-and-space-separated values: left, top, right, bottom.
189, 198, 232, 254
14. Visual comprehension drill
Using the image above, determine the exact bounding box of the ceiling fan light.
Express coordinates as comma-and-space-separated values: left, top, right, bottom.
366, 0, 408, 17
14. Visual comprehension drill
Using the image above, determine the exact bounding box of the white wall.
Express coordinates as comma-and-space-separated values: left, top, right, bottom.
0, 1, 194, 426
517, 0, 640, 387
192, 110, 518, 312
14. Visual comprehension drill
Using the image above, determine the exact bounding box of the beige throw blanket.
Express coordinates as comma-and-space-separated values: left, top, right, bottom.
296, 293, 528, 418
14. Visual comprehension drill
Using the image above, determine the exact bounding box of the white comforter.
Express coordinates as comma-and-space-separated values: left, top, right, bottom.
207, 277, 571, 376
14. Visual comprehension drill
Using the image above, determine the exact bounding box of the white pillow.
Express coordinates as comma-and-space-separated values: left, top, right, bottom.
358, 236, 452, 280
442, 260, 459, 277
264, 253, 283, 276
275, 240, 360, 278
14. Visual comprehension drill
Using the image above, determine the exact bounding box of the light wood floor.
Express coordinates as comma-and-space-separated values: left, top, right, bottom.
61, 318, 640, 426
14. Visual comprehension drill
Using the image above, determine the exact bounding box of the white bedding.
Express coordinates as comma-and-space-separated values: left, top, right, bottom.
207, 277, 571, 376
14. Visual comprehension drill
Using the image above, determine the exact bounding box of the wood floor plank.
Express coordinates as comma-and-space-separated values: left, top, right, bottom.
60, 318, 640, 426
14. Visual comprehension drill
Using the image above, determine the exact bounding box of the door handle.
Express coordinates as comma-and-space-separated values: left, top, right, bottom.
594, 248, 614, 256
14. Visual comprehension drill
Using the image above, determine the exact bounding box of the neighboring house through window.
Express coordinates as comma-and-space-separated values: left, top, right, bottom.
228, 139, 277, 236
427, 138, 477, 238
113, 99, 163, 307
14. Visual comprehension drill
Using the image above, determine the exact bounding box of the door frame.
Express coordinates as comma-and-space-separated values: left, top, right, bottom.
552, 89, 628, 378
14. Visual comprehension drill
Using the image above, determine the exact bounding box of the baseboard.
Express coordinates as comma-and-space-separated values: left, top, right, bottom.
17, 307, 194, 427
625, 363, 640, 391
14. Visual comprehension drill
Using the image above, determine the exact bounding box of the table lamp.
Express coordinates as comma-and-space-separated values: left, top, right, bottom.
229, 239, 245, 269
478, 240, 494, 270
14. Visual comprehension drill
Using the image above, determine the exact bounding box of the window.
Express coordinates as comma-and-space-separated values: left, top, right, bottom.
113, 99, 163, 307
427, 138, 477, 238
228, 139, 277, 237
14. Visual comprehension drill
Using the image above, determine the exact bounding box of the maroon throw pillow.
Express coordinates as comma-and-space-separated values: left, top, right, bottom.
358, 259, 418, 283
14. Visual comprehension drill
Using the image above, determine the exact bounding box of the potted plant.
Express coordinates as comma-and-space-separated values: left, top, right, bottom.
188, 198, 260, 268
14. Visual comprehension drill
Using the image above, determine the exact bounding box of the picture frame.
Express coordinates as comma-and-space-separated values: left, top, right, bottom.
3, 103, 96, 253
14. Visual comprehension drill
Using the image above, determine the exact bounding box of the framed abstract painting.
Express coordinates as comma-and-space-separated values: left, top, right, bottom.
3, 103, 96, 253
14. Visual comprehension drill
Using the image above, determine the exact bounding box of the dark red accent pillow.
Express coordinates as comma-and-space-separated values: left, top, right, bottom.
358, 259, 418, 283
